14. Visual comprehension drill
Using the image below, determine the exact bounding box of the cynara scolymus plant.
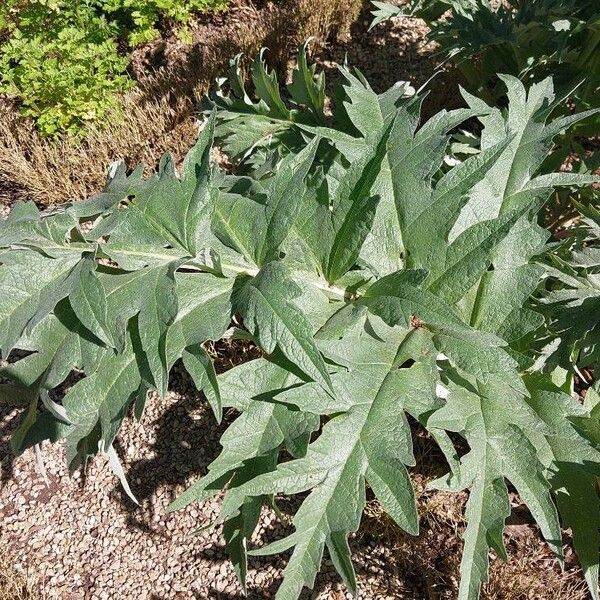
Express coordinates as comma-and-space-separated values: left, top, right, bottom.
369, 0, 600, 224
1, 48, 600, 600
207, 41, 416, 171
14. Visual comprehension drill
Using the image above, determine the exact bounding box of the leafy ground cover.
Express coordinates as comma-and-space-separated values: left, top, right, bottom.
1, 43, 599, 599
0, 0, 228, 137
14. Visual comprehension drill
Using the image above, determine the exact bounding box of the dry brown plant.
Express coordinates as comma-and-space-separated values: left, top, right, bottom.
0, 549, 40, 600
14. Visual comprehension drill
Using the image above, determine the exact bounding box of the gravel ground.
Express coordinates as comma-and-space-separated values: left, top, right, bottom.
0, 366, 419, 600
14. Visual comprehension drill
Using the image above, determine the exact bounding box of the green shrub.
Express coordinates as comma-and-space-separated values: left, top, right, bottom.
0, 1, 130, 137
103, 0, 228, 45
0, 0, 228, 137
1, 49, 599, 600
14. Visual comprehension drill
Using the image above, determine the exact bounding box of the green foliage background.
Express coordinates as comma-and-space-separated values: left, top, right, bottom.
372, 0, 600, 112
0, 0, 228, 137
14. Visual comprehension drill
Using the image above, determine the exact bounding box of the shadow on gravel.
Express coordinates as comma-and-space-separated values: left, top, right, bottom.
113, 346, 260, 531
115, 392, 223, 534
